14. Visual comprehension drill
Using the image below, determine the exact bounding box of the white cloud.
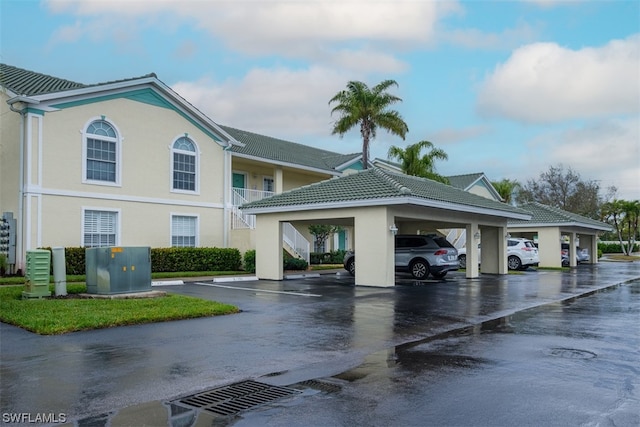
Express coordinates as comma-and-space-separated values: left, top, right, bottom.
172, 66, 355, 139
477, 35, 640, 123
45, 0, 456, 62
443, 22, 539, 50
522, 118, 640, 199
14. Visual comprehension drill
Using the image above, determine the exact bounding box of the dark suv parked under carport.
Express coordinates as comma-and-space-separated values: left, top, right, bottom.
343, 234, 459, 280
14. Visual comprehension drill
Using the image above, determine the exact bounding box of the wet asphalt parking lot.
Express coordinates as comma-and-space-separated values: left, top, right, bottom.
1, 262, 639, 426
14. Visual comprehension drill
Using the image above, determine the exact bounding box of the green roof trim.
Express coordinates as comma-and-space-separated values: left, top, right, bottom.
242, 167, 531, 218
510, 202, 612, 230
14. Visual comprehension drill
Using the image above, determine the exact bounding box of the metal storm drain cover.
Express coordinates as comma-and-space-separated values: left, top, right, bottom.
177, 380, 302, 416
545, 347, 597, 359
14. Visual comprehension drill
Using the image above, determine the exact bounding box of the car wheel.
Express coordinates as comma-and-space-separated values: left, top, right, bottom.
432, 271, 448, 279
507, 255, 522, 270
346, 258, 355, 276
410, 260, 429, 280
458, 254, 467, 269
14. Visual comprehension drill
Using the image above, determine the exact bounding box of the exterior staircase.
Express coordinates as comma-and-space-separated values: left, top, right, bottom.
231, 188, 310, 263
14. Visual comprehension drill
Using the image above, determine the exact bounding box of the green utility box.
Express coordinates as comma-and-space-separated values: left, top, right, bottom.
85, 247, 152, 295
22, 249, 51, 299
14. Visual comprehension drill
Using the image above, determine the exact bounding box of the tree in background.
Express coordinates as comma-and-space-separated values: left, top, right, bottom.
491, 178, 521, 205
308, 224, 343, 252
387, 140, 449, 184
601, 199, 639, 255
516, 164, 609, 219
329, 80, 409, 169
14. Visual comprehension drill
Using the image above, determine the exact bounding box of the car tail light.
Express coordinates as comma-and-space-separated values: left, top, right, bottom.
434, 249, 447, 255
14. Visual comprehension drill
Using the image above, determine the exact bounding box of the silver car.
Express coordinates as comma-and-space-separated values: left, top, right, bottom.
343, 234, 459, 280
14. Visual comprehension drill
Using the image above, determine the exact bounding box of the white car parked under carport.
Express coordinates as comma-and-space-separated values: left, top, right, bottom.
457, 238, 539, 270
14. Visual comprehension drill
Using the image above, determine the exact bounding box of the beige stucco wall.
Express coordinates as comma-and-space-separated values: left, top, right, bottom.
0, 93, 21, 216
41, 98, 225, 203
467, 184, 496, 200
37, 195, 224, 249
11, 95, 229, 267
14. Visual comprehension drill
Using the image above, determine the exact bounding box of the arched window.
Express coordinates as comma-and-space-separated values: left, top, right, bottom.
172, 136, 197, 192
84, 119, 119, 184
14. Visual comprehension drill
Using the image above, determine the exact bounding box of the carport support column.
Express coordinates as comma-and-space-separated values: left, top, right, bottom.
354, 207, 395, 287
465, 223, 480, 278
478, 226, 507, 275
569, 232, 578, 267
583, 235, 597, 264
255, 215, 284, 280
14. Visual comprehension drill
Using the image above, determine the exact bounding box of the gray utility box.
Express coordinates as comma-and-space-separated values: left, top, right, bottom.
86, 247, 151, 295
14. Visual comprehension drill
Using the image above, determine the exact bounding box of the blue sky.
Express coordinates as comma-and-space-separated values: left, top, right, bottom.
2, 0, 639, 199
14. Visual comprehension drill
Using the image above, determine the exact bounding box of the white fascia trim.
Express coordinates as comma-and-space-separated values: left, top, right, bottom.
7, 95, 40, 105
28, 185, 223, 209
335, 156, 363, 170
243, 196, 532, 220
231, 152, 342, 176
508, 221, 612, 231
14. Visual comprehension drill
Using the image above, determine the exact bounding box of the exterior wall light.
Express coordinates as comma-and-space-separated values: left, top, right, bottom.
474, 231, 481, 240
390, 224, 398, 235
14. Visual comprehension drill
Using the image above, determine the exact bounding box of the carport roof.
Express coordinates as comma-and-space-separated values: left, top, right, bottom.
241, 167, 532, 219
509, 202, 612, 231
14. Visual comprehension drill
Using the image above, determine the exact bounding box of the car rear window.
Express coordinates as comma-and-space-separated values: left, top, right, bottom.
524, 241, 536, 248
432, 237, 454, 248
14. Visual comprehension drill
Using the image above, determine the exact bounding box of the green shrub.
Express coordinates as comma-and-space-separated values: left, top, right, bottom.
310, 249, 347, 265
243, 250, 256, 273
598, 242, 639, 254
39, 246, 242, 275
151, 247, 241, 272
284, 257, 308, 271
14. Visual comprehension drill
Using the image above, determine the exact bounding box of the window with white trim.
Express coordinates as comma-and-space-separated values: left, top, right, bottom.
172, 215, 197, 247
172, 136, 196, 191
84, 210, 117, 247
86, 120, 118, 183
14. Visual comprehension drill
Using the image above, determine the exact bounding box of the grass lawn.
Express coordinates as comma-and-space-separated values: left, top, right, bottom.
0, 283, 239, 335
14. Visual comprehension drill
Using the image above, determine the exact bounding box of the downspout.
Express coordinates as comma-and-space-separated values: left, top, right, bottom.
8, 97, 36, 272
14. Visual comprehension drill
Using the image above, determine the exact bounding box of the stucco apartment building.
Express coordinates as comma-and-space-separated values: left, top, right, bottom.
0, 64, 361, 273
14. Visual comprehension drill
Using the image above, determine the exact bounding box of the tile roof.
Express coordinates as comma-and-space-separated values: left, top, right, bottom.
0, 63, 159, 97
447, 172, 485, 190
0, 63, 86, 96
510, 202, 611, 230
221, 125, 360, 173
241, 167, 531, 218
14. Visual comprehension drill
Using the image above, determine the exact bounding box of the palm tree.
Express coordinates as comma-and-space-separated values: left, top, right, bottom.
491, 178, 521, 205
329, 80, 408, 169
387, 140, 449, 183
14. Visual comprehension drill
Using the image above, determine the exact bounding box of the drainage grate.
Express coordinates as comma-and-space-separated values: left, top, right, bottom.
177, 380, 302, 416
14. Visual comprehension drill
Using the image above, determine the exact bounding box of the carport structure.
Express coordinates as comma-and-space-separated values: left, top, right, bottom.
242, 168, 532, 287
508, 202, 612, 268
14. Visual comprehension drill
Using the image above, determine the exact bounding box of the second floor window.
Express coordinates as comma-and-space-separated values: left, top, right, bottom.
86, 120, 118, 183
172, 137, 196, 192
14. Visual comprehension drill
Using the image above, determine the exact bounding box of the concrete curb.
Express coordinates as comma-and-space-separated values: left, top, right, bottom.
152, 280, 184, 286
